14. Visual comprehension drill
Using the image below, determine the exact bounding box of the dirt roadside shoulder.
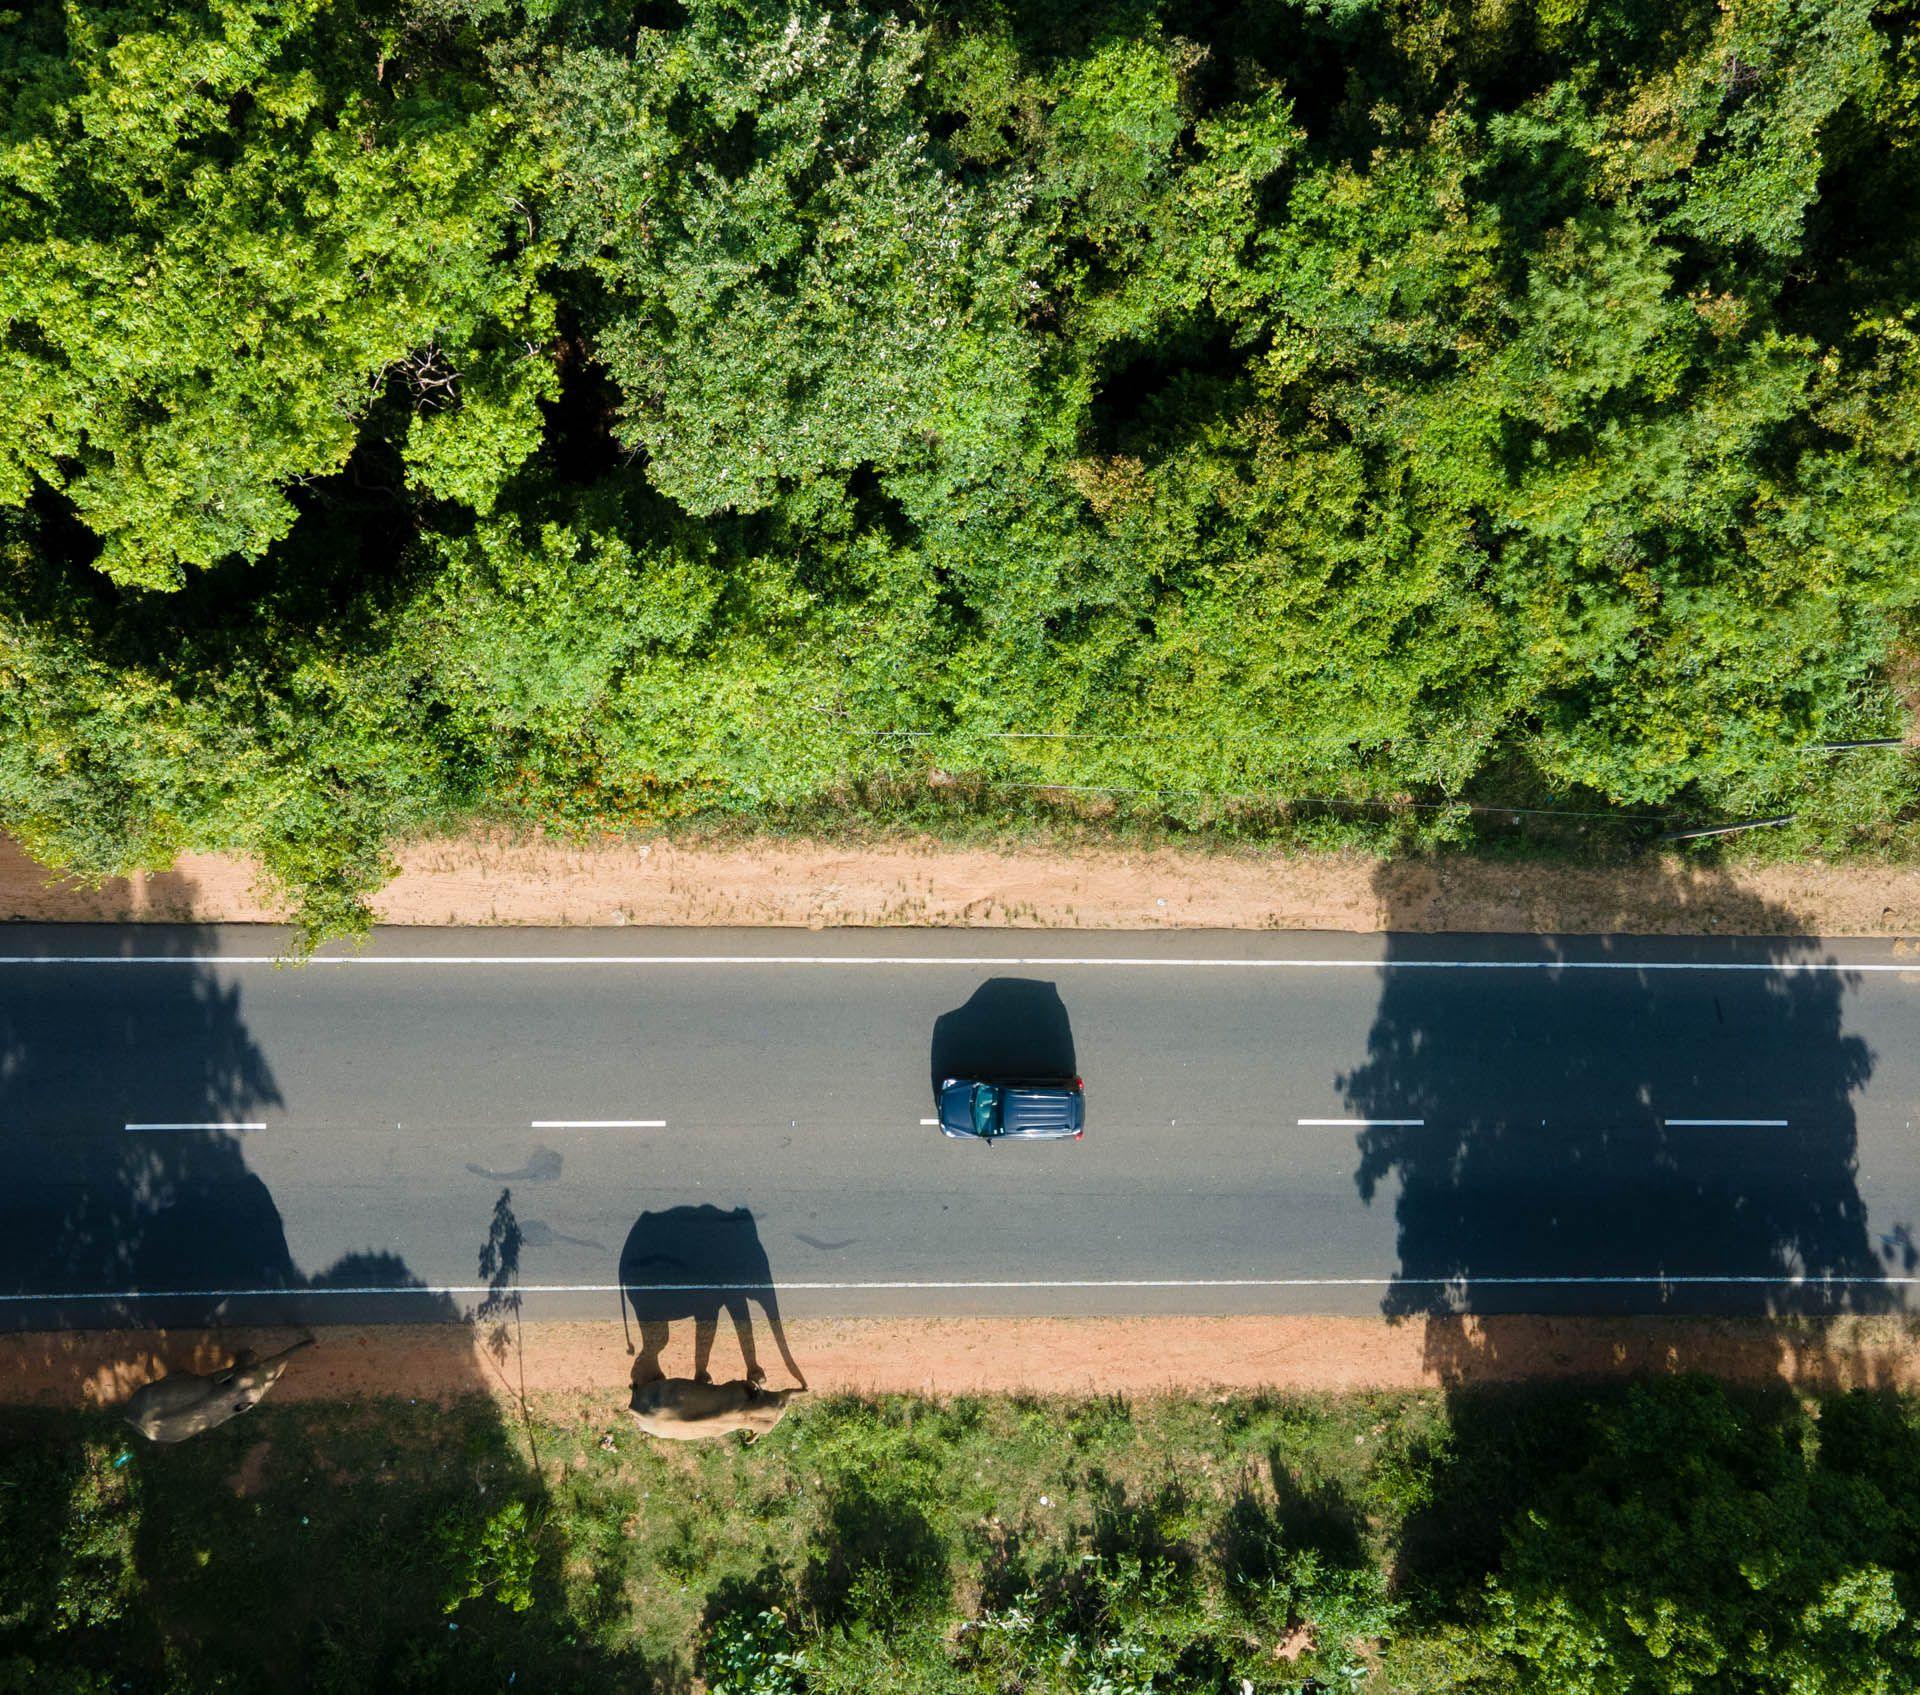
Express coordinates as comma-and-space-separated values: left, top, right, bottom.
9, 1315, 1920, 1410
8, 832, 1920, 934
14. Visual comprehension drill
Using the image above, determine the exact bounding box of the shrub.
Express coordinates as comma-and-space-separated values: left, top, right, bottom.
701, 1607, 809, 1695
435, 1498, 541, 1615
798, 1409, 951, 1628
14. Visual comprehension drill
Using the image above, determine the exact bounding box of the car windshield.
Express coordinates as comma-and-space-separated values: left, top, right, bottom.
970, 1082, 1002, 1138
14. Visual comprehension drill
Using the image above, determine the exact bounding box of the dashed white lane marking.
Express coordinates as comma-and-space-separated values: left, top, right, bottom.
530, 1119, 666, 1129
3, 954, 1915, 973
919, 1117, 939, 1125
2, 1273, 1915, 1303
124, 1122, 265, 1132
1664, 1118, 1790, 1128
1298, 1118, 1424, 1127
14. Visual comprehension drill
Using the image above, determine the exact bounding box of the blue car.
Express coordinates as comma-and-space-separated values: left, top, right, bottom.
934, 1076, 1085, 1141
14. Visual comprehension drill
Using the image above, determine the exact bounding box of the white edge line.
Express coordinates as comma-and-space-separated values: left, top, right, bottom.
529, 1119, 666, 1129
4, 1275, 1917, 1303
124, 1122, 265, 1132
1299, 1118, 1424, 1127
3, 955, 1919, 973
1664, 1118, 1791, 1127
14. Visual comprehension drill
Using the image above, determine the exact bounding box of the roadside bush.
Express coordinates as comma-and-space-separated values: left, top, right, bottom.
0, 1437, 137, 1643
1221, 1468, 1399, 1684
958, 1479, 1238, 1694
700, 1606, 810, 1695
435, 1498, 542, 1616
798, 1408, 951, 1629
0, 1657, 116, 1695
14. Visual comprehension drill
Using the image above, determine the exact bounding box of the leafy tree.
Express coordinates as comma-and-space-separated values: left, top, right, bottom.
1485, 1380, 1920, 1694
515, 0, 1040, 520
3, 0, 1920, 932
0, 0, 552, 588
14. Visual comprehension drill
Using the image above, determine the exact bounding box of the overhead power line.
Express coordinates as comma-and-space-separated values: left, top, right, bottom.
1660, 816, 1797, 843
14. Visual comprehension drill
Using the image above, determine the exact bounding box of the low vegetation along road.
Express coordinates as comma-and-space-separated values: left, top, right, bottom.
4, 925, 1919, 1333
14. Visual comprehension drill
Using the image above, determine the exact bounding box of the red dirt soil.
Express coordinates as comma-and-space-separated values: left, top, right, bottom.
8, 832, 1920, 934
8, 1316, 1920, 1411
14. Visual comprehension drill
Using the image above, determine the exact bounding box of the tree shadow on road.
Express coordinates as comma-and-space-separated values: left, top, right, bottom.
1339, 858, 1915, 1387
1338, 860, 1920, 1663
0, 921, 294, 1330
0, 923, 674, 1687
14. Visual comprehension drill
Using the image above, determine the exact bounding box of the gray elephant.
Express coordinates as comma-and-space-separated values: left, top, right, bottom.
629, 1375, 803, 1442
122, 1337, 313, 1443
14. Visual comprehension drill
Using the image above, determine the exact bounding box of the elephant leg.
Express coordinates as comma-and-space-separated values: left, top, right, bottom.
633, 1318, 670, 1385
724, 1294, 764, 1384
691, 1308, 719, 1383
755, 1292, 807, 1390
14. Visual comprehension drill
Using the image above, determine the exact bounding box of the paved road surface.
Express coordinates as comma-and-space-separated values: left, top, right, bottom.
3, 925, 1918, 1332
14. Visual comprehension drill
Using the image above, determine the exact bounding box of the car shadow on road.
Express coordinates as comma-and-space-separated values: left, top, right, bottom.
929, 977, 1077, 1095
618, 1204, 807, 1391
1340, 857, 1916, 1387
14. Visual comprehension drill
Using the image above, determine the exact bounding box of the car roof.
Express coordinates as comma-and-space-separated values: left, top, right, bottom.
999, 1085, 1081, 1134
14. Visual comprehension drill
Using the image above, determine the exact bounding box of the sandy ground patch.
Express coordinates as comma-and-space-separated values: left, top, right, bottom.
9, 1316, 1920, 1414
8, 832, 1920, 934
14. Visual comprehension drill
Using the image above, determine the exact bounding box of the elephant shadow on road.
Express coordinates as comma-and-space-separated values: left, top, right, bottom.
618, 1204, 806, 1391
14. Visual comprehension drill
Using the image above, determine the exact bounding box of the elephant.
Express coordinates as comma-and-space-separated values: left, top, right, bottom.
122, 1336, 314, 1443
628, 1375, 803, 1442
617, 1204, 805, 1388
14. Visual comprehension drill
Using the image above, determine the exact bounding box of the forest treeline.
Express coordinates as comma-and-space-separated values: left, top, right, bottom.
3, 0, 1919, 937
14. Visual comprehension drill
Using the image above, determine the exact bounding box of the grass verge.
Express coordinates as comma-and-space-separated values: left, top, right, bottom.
5, 1379, 1919, 1693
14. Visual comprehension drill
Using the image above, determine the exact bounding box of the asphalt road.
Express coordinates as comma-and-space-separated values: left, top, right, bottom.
4, 924, 1919, 1334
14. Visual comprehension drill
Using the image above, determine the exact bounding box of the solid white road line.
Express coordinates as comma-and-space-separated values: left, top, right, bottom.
529, 1119, 666, 1129
1664, 1118, 1790, 1128
1, 954, 1914, 973
2, 1273, 1915, 1302
124, 1122, 265, 1132
1298, 1117, 1424, 1127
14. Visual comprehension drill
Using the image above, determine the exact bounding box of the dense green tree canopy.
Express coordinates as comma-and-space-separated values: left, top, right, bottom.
1487, 1381, 1920, 1693
0, 0, 555, 589
2, 0, 1919, 934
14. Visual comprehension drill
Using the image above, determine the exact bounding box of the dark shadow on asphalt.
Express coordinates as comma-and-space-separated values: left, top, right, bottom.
618, 1203, 806, 1390
0, 920, 461, 1330
1339, 862, 1910, 1379
0, 916, 673, 1686
929, 976, 1078, 1095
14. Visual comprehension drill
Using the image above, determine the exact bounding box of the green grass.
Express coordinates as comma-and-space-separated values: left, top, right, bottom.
4, 1381, 1918, 1693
